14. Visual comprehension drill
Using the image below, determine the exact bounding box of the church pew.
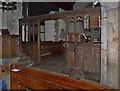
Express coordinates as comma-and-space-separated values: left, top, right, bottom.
20, 40, 65, 62
11, 65, 113, 90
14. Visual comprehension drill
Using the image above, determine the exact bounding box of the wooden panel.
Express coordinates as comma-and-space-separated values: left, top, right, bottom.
90, 15, 99, 29
77, 44, 101, 74
2, 64, 10, 75
67, 33, 81, 42
0, 34, 19, 59
66, 43, 101, 80
66, 33, 101, 75
2, 35, 10, 58
11, 65, 112, 90
92, 47, 101, 74
84, 46, 92, 73
10, 36, 19, 57
20, 41, 65, 62
66, 43, 74, 68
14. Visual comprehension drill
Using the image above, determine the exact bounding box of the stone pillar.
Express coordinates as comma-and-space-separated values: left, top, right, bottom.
100, 3, 108, 86
100, 2, 119, 89
118, 2, 120, 89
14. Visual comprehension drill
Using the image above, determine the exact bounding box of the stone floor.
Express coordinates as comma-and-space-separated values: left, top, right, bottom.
31, 54, 69, 76
31, 54, 100, 83
18, 53, 100, 84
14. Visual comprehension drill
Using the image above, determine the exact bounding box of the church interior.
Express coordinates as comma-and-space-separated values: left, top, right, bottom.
0, 1, 120, 90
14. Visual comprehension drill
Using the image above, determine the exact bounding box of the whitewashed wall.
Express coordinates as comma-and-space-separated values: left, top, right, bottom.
45, 20, 56, 41
0, 2, 22, 35
45, 8, 66, 41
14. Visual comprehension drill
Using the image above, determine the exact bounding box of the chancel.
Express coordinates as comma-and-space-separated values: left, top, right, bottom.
0, 1, 120, 90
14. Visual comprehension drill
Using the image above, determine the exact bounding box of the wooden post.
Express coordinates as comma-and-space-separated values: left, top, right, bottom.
19, 20, 22, 53
33, 22, 35, 41
65, 18, 69, 46
24, 23, 26, 42
37, 20, 41, 63
65, 17, 69, 69
28, 23, 31, 41
44, 25, 45, 41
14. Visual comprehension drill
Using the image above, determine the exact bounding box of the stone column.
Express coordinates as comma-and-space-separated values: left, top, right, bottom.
118, 2, 120, 89
100, 2, 119, 89
100, 3, 108, 86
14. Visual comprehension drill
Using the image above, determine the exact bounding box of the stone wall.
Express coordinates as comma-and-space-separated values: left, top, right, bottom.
74, 1, 120, 89
101, 2, 119, 89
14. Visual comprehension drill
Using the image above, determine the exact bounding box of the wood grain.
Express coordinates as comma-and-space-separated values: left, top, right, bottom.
11, 65, 112, 90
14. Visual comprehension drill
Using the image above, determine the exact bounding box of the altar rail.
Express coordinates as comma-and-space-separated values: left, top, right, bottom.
11, 65, 112, 90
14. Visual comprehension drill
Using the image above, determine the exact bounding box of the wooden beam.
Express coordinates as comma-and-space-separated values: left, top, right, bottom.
20, 7, 100, 23
33, 22, 35, 41
65, 18, 69, 44
19, 20, 22, 53
37, 20, 41, 63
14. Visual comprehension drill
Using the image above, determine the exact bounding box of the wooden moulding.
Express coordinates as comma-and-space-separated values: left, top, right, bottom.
19, 7, 100, 23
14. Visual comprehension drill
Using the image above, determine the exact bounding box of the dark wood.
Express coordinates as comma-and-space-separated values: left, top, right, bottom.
11, 65, 112, 90
0, 29, 19, 59
22, 2, 29, 17
19, 20, 22, 53
33, 22, 35, 41
66, 33, 101, 81
90, 15, 99, 29
10, 35, 19, 58
19, 7, 101, 81
28, 23, 31, 41
0, 29, 10, 35
21, 41, 65, 62
28, 2, 59, 16
19, 7, 100, 63
20, 7, 100, 23
37, 20, 41, 63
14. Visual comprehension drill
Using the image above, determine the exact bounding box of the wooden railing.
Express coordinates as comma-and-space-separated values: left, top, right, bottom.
19, 7, 100, 63
11, 65, 112, 90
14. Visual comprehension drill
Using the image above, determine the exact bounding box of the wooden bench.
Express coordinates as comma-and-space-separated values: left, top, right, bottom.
11, 65, 113, 90
20, 40, 65, 62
